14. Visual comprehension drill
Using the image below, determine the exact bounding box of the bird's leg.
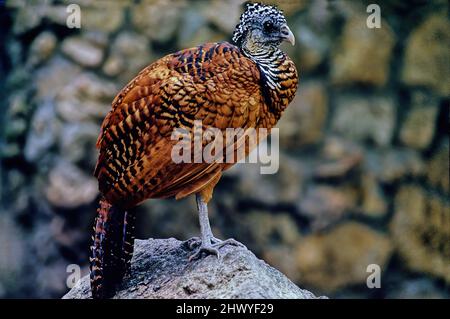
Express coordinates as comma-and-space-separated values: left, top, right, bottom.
189, 193, 245, 261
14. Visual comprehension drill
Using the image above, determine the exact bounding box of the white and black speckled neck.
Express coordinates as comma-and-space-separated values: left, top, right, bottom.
242, 46, 286, 91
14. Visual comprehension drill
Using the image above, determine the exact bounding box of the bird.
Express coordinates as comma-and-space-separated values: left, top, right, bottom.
90, 2, 298, 299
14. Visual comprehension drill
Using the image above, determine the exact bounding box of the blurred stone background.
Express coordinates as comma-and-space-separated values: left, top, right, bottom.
0, 0, 448, 298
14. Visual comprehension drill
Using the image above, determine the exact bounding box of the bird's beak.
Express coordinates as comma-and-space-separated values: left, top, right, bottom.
280, 24, 295, 46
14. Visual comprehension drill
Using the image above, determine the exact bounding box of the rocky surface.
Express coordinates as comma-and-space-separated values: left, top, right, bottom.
1, 0, 449, 299
63, 238, 321, 299
402, 14, 450, 95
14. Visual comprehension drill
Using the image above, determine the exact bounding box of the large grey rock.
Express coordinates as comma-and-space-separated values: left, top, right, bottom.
63, 238, 321, 299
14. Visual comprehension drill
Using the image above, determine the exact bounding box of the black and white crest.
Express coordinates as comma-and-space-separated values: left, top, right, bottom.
232, 2, 286, 45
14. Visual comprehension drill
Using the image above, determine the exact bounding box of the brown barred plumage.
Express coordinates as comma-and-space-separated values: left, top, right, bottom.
90, 3, 298, 299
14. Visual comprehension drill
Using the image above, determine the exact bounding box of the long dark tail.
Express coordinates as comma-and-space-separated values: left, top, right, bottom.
89, 197, 136, 299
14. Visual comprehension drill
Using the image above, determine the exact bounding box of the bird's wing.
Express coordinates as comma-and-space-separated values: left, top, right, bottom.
94, 42, 263, 207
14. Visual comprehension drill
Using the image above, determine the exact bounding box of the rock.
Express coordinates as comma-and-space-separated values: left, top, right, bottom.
262, 245, 299, 283
328, 0, 368, 19
61, 36, 104, 68
63, 238, 321, 299
402, 14, 450, 95
80, 31, 110, 50
231, 152, 304, 204
295, 222, 393, 292
5, 169, 26, 198
426, 141, 449, 193
30, 218, 61, 262
178, 27, 226, 52
140, 197, 200, 241
400, 106, 438, 150
36, 260, 74, 298
27, 31, 57, 67
307, 0, 334, 29
202, 0, 243, 34
400, 92, 439, 150
314, 137, 363, 178
4, 116, 26, 140
261, 0, 310, 16
331, 15, 395, 87
82, 5, 124, 33
3, 0, 449, 300
332, 94, 396, 147
239, 211, 301, 250
278, 82, 328, 148
365, 148, 424, 183
55, 72, 118, 122
358, 174, 388, 217
0, 215, 25, 297
3, 92, 31, 157
314, 157, 362, 179
386, 278, 449, 299
24, 100, 60, 162
131, 0, 186, 43
6, 91, 31, 117
103, 31, 153, 80
176, 5, 226, 50
44, 159, 98, 209
56, 99, 109, 123
11, 2, 45, 34
34, 57, 82, 100
0, 144, 21, 159
177, 3, 208, 49
299, 185, 357, 230
42, 5, 71, 26
25, 218, 81, 297
58, 122, 99, 166
293, 24, 329, 72
390, 185, 450, 284
61, 72, 117, 102
49, 216, 85, 248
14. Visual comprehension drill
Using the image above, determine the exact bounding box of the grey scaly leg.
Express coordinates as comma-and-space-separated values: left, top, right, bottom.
189, 193, 245, 261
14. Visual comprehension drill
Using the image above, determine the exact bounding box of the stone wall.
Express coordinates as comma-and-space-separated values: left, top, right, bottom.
0, 0, 448, 298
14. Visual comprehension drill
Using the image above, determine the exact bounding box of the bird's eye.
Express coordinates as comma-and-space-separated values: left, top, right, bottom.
263, 21, 274, 32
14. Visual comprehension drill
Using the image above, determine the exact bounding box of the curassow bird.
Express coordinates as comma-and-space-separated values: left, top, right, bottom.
90, 2, 298, 299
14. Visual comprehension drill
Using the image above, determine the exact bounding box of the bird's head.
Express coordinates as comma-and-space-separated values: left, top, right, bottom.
232, 2, 295, 54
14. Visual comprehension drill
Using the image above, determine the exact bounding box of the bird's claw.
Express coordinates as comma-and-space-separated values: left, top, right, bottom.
211, 237, 246, 249
186, 237, 201, 250
188, 237, 246, 262
188, 245, 221, 262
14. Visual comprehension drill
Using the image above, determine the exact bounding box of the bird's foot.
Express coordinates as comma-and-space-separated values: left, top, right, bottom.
185, 237, 201, 250
188, 236, 246, 262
